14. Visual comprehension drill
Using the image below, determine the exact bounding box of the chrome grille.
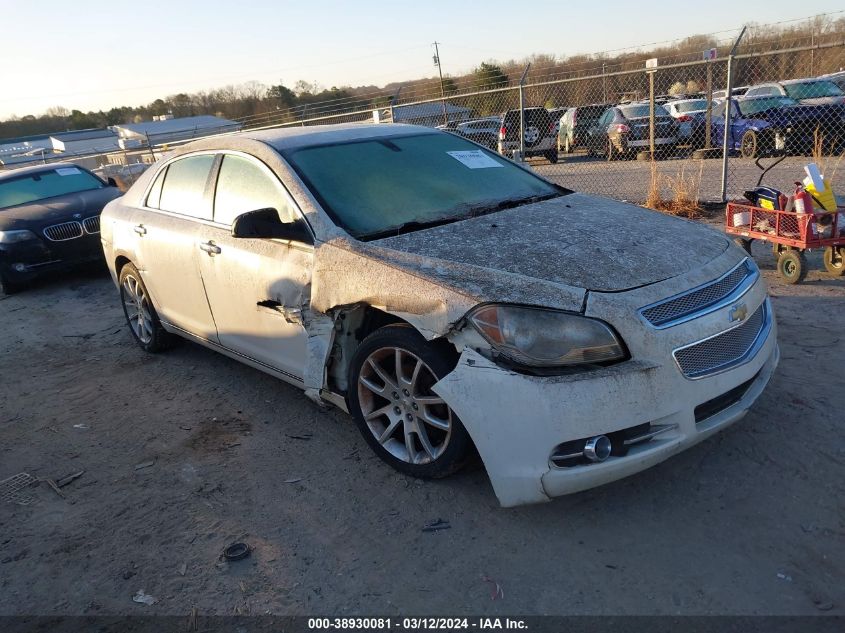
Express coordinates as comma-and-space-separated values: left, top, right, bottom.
43, 221, 83, 241
82, 216, 100, 234
641, 260, 754, 328
674, 301, 768, 379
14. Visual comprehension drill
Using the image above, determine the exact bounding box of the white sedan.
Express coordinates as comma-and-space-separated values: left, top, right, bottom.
100, 124, 778, 507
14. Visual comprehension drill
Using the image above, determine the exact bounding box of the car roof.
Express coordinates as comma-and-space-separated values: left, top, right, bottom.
167, 123, 440, 154
737, 94, 792, 100
0, 162, 82, 182
459, 117, 499, 124
780, 77, 835, 85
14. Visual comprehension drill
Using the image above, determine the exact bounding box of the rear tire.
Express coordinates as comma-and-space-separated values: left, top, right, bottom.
347, 325, 471, 479
824, 246, 845, 276
777, 250, 808, 284
545, 150, 559, 164
118, 263, 175, 353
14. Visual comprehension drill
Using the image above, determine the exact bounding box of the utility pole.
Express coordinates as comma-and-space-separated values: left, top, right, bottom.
433, 42, 448, 126
602, 63, 607, 103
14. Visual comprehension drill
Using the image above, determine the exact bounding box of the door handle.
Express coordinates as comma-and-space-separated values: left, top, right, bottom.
133, 225, 147, 236
199, 241, 221, 255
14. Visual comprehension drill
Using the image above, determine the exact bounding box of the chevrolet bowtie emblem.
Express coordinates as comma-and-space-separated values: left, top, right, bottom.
729, 303, 748, 323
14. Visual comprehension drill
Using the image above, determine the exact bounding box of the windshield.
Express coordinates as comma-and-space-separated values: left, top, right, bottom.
283, 133, 563, 239
674, 100, 708, 113
738, 97, 798, 115
783, 80, 843, 99
620, 104, 669, 119
0, 167, 104, 210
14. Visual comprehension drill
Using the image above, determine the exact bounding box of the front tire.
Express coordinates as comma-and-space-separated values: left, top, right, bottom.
118, 263, 175, 352
0, 272, 23, 296
777, 250, 808, 284
347, 325, 471, 479
740, 130, 758, 159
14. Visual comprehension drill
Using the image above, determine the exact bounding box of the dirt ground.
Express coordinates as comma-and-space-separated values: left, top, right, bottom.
0, 230, 843, 618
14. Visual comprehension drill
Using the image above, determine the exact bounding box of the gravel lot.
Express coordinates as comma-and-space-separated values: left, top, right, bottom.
0, 228, 843, 617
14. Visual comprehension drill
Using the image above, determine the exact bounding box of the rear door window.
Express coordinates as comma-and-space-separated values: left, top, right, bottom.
158, 154, 215, 220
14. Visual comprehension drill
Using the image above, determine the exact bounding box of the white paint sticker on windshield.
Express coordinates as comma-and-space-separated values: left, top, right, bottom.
447, 150, 503, 169
55, 167, 81, 176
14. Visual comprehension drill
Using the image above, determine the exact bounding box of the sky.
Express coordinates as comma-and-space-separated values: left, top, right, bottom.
1, 0, 843, 120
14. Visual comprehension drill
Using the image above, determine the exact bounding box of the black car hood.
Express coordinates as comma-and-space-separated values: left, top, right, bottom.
374, 193, 730, 292
0, 187, 122, 230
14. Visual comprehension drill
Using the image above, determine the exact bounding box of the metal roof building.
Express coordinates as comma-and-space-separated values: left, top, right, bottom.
111, 115, 242, 145
391, 102, 473, 127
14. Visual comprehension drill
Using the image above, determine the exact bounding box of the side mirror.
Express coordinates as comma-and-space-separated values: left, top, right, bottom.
231, 208, 312, 243
107, 177, 118, 187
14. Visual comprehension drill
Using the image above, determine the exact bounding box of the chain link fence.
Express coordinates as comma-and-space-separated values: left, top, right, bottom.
2, 23, 843, 208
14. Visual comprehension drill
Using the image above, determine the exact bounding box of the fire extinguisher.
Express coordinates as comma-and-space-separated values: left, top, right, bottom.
794, 182, 814, 214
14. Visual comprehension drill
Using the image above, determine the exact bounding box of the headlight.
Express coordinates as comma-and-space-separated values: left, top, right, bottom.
0, 230, 37, 244
468, 304, 626, 367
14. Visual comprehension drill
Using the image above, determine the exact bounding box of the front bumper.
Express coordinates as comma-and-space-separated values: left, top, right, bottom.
433, 254, 778, 507
0, 235, 103, 283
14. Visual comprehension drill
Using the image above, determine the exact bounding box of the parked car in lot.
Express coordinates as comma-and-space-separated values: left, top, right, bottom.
452, 117, 501, 149
712, 95, 845, 157
712, 86, 749, 99
822, 70, 845, 93
586, 103, 679, 159
744, 78, 845, 105
102, 124, 778, 507
0, 163, 121, 294
558, 104, 611, 153
498, 107, 559, 163
663, 98, 709, 145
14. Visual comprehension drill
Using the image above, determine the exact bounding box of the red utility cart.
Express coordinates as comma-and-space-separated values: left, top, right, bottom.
725, 202, 845, 284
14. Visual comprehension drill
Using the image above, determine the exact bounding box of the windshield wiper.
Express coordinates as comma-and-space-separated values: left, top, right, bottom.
460, 192, 563, 218
359, 216, 464, 241
359, 192, 564, 241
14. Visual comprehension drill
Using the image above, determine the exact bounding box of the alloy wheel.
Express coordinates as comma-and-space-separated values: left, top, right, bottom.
121, 273, 153, 344
357, 347, 453, 465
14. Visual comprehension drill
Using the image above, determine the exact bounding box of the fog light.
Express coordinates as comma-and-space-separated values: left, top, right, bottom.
13, 263, 27, 272
584, 435, 612, 462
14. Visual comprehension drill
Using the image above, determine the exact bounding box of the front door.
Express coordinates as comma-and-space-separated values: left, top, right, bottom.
196, 153, 311, 382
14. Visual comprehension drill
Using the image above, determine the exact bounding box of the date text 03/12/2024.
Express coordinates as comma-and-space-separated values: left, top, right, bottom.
307, 618, 528, 630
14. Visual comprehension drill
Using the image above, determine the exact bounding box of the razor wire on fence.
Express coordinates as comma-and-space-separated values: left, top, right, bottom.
2, 28, 844, 209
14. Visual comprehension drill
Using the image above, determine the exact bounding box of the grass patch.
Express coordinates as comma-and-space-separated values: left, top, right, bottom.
644, 160, 704, 219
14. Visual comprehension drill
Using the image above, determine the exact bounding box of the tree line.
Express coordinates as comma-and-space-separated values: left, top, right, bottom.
2, 14, 842, 140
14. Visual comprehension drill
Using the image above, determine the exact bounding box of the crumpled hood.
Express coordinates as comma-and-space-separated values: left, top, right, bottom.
0, 187, 122, 230
374, 192, 729, 292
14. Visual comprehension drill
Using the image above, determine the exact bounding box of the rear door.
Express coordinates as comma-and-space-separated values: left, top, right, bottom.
135, 154, 219, 341
196, 152, 312, 382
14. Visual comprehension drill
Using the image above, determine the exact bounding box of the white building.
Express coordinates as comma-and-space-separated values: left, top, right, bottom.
110, 115, 241, 146
49, 128, 120, 155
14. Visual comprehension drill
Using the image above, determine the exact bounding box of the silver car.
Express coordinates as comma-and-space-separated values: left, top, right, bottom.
101, 124, 778, 507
